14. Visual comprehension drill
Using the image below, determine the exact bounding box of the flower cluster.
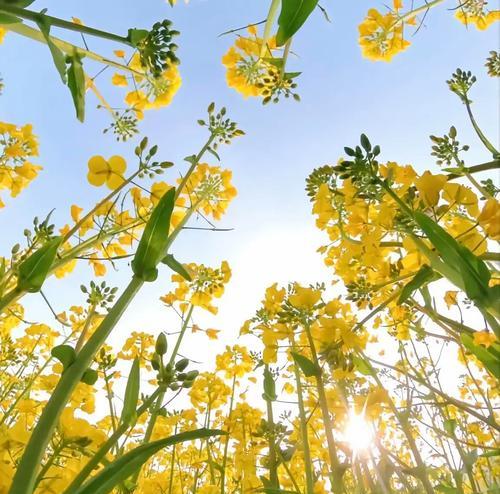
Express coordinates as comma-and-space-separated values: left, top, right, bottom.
0, 121, 41, 208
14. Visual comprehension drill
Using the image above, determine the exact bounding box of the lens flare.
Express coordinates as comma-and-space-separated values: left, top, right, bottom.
344, 411, 374, 453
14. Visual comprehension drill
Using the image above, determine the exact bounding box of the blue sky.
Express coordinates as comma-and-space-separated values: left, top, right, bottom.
0, 0, 498, 360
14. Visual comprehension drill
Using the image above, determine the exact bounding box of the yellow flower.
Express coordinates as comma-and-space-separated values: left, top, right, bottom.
114, 49, 126, 58
87, 155, 127, 189
473, 331, 496, 348
289, 284, 321, 310
444, 291, 458, 308
478, 198, 500, 240
0, 27, 6, 44
111, 73, 128, 87
414, 171, 447, 208
358, 8, 411, 62
222, 27, 282, 99
455, 4, 500, 31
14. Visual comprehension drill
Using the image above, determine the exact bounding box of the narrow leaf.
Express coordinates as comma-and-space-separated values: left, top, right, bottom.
132, 187, 175, 282
37, 15, 67, 83
66, 53, 86, 122
461, 333, 500, 379
161, 254, 192, 281
263, 367, 277, 401
414, 212, 490, 304
120, 358, 140, 425
73, 429, 226, 494
291, 351, 320, 377
352, 355, 374, 376
17, 237, 62, 293
398, 265, 435, 304
277, 0, 320, 46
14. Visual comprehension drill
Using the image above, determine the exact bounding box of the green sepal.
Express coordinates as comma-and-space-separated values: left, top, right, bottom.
127, 28, 148, 47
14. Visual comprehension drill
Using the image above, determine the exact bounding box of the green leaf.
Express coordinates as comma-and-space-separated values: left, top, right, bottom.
161, 254, 192, 281
81, 368, 98, 385
263, 367, 277, 401
284, 71, 302, 80
461, 333, 500, 379
291, 351, 320, 377
443, 419, 457, 435
120, 358, 140, 425
352, 355, 374, 376
66, 53, 86, 122
73, 429, 226, 494
276, 0, 320, 46
132, 187, 176, 281
36, 15, 67, 83
414, 212, 490, 304
17, 237, 62, 293
3, 0, 36, 6
480, 448, 500, 458
0, 13, 22, 23
398, 265, 435, 304
51, 345, 76, 371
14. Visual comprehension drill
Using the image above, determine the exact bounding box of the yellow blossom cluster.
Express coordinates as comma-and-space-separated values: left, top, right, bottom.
112, 53, 182, 119
0, 121, 41, 208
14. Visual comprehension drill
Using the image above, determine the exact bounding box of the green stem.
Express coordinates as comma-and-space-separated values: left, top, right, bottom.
260, 0, 281, 58
0, 287, 20, 315
264, 366, 279, 490
464, 101, 499, 158
291, 339, 315, 494
446, 159, 500, 180
168, 305, 194, 366
8, 275, 144, 494
220, 375, 237, 494
280, 37, 292, 78
5, 22, 143, 76
303, 325, 343, 494
0, 4, 130, 45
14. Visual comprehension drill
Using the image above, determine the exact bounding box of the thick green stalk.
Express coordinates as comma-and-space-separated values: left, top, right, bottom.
0, 4, 130, 44
9, 275, 144, 494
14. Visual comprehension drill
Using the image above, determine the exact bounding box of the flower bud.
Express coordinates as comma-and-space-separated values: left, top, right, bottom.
155, 332, 168, 356
175, 358, 189, 372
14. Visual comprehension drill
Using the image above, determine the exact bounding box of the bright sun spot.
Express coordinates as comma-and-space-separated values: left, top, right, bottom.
344, 412, 374, 454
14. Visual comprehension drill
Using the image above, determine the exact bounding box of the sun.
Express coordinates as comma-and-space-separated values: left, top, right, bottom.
344, 411, 374, 454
